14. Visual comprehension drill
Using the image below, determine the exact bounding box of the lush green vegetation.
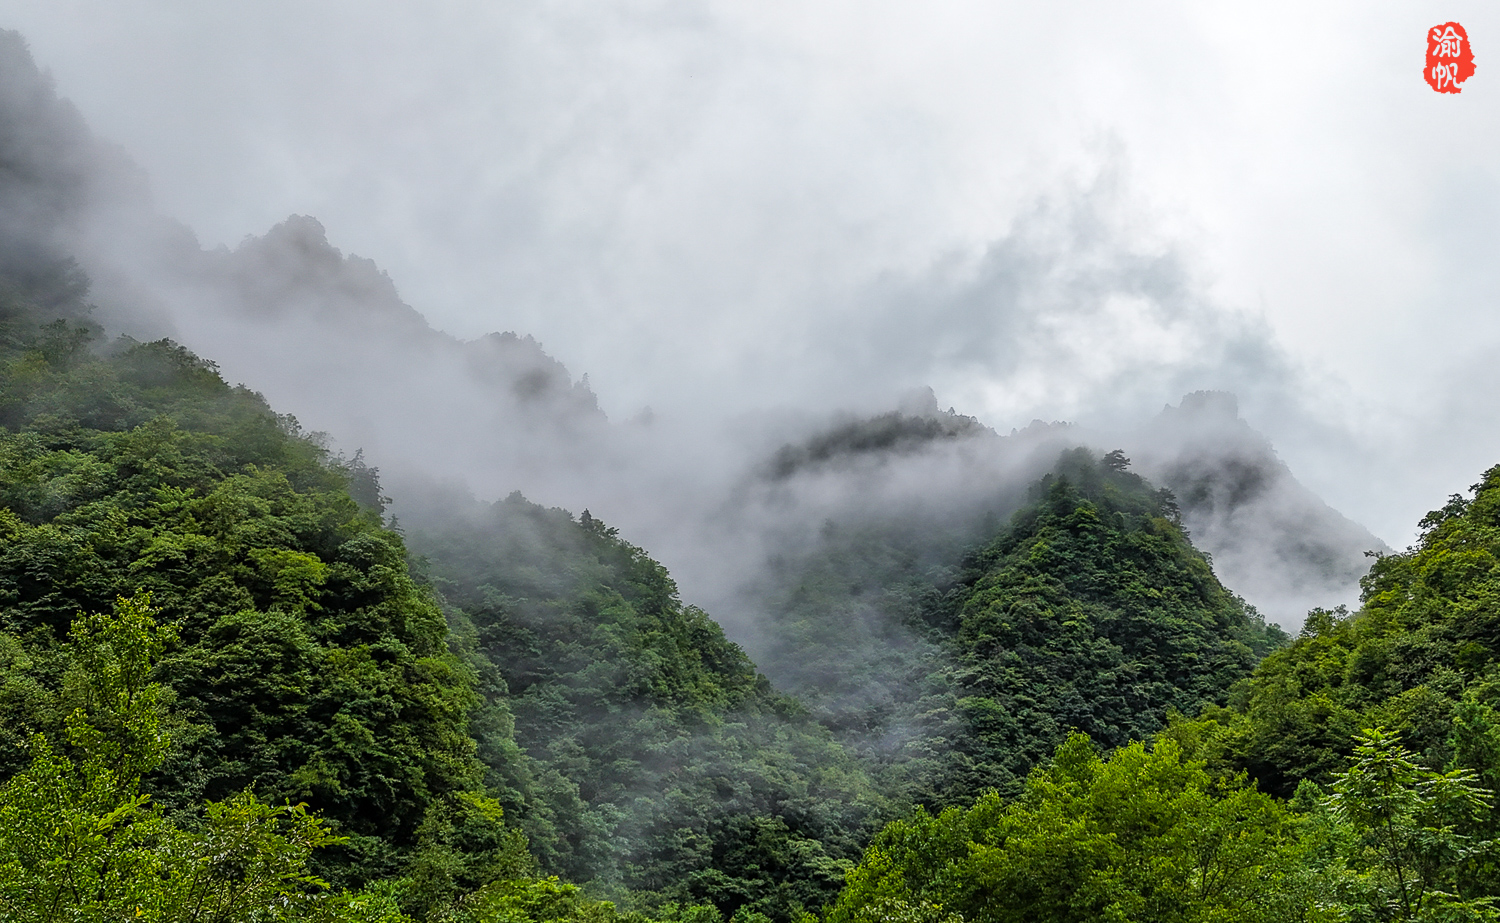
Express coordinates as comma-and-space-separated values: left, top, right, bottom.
1177, 465, 1500, 801
0, 258, 484, 887
825, 466, 1500, 922
0, 592, 729, 922
5, 76, 1499, 915
0, 248, 889, 921
10, 242, 1498, 921
392, 443, 1295, 920
0, 255, 707, 921
926, 449, 1286, 799
827, 732, 1309, 923
1, 593, 403, 922
828, 723, 1498, 923
402, 493, 885, 920
751, 447, 1285, 809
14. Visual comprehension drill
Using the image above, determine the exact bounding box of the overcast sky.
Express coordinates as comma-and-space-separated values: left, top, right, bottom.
2, 0, 1497, 545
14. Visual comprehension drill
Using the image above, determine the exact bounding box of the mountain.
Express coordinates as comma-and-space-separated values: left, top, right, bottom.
399, 483, 885, 921
824, 460, 1500, 923
1130, 391, 1388, 625
760, 392, 992, 482
123, 213, 611, 506
730, 417, 1286, 806
0, 30, 149, 263
921, 448, 1286, 797
0, 231, 879, 920
0, 30, 608, 515
0, 242, 509, 895
0, 29, 1385, 641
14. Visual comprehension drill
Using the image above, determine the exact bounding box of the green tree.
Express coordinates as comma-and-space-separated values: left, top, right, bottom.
0, 593, 403, 922
829, 732, 1311, 923
925, 450, 1281, 802
403, 492, 881, 920
1325, 728, 1497, 922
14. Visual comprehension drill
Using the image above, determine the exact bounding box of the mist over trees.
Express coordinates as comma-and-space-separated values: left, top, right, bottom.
1128, 390, 1389, 624
0, 26, 1378, 637
399, 486, 885, 919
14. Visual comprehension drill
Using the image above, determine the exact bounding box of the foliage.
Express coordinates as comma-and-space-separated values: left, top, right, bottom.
0, 591, 702, 923
1322, 728, 1498, 922
0, 594, 405, 922
752, 447, 1283, 811
923, 448, 1284, 801
828, 731, 1311, 923
1159, 465, 1500, 913
0, 257, 497, 896
821, 458, 1500, 923
1173, 465, 1500, 800
404, 493, 883, 921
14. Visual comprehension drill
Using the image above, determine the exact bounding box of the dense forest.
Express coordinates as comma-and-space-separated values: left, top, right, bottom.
10, 248, 1498, 920
827, 463, 1500, 923
399, 490, 884, 919
3, 25, 1500, 923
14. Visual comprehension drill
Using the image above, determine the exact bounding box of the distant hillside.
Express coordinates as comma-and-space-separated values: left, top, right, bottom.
399, 484, 885, 921
0, 32, 607, 509
736, 430, 1285, 807
185, 212, 602, 422
1130, 391, 1388, 625
923, 448, 1285, 798
761, 389, 991, 481
140, 214, 609, 499
0, 30, 148, 261
1178, 460, 1500, 798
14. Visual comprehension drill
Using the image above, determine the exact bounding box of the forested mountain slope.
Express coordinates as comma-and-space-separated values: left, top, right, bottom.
1183, 463, 1500, 800
925, 448, 1286, 800
392, 435, 1291, 916
0, 250, 493, 885
0, 241, 718, 920
0, 234, 884, 920
401, 487, 886, 920
745, 440, 1286, 808
826, 463, 1500, 923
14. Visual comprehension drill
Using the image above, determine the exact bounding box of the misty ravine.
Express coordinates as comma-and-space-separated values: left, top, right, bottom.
4, 24, 1500, 923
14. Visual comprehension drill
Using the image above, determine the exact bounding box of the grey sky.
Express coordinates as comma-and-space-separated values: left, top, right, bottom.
3, 0, 1497, 546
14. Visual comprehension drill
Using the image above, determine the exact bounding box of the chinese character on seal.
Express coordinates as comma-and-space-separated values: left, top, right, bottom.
1425, 22, 1475, 93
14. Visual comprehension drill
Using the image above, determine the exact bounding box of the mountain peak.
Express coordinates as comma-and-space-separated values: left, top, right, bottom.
1173, 389, 1240, 421
1131, 392, 1387, 625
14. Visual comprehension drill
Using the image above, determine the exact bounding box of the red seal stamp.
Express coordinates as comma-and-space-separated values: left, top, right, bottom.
1425, 22, 1475, 93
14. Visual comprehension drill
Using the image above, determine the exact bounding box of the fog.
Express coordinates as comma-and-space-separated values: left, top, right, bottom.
2, 4, 1495, 635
